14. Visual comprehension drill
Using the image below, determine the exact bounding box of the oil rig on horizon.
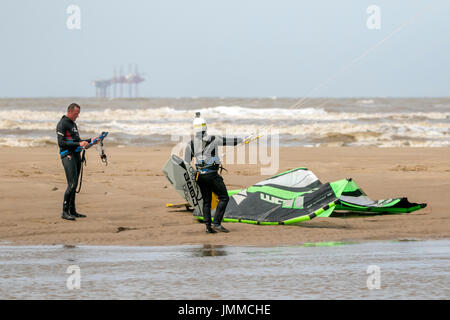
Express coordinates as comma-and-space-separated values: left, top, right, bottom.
91, 64, 146, 98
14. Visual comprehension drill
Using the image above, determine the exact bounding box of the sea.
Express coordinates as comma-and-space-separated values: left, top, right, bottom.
0, 240, 449, 299
0, 97, 449, 148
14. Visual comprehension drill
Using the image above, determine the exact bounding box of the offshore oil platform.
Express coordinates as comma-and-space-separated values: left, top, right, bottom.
91, 64, 146, 98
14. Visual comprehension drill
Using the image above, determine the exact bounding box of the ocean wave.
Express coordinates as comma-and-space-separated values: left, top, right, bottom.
1, 104, 449, 147
357, 99, 375, 105
1, 122, 448, 148
0, 136, 56, 147
0, 106, 329, 121
1, 117, 448, 138
1, 107, 449, 123
1, 134, 447, 148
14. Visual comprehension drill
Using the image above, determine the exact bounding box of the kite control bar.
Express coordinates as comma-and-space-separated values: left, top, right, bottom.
59, 132, 109, 158
74, 132, 109, 193
75, 131, 109, 152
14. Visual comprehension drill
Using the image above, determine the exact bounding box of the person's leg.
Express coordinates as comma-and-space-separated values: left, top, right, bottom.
197, 173, 216, 233
61, 155, 78, 220
210, 174, 230, 231
70, 154, 86, 218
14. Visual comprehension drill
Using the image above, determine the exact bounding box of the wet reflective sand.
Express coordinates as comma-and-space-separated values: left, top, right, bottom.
0, 240, 449, 299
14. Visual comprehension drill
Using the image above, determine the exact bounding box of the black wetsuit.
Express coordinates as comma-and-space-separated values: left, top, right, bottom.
185, 134, 242, 226
56, 115, 89, 214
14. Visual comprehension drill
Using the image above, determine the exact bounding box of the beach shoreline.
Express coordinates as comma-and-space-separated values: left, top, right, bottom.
0, 146, 449, 246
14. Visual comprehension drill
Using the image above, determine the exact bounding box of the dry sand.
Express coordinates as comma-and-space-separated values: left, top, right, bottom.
0, 146, 449, 246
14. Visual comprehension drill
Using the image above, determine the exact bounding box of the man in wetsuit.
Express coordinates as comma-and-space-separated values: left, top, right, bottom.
56, 103, 98, 221
184, 112, 243, 233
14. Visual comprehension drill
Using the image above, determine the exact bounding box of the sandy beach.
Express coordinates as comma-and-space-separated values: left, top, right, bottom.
0, 146, 449, 246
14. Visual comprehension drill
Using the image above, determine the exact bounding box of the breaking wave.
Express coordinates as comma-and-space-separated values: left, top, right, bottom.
0, 100, 449, 147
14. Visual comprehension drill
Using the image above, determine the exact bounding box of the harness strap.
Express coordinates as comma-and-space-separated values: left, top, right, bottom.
76, 150, 87, 194
219, 165, 228, 175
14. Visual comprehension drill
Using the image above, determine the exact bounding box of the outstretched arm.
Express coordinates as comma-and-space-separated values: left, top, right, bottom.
219, 136, 243, 146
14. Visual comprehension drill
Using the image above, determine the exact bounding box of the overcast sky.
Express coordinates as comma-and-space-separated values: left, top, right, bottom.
1, 0, 449, 98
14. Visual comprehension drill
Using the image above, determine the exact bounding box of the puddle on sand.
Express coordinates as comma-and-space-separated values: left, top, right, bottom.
0, 240, 449, 299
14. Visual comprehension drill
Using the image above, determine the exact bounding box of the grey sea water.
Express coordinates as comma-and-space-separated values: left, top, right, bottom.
0, 240, 449, 299
0, 97, 449, 147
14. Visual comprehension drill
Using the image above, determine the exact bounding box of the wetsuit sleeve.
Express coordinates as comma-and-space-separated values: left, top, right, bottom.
184, 140, 193, 163
218, 136, 243, 146
56, 120, 81, 149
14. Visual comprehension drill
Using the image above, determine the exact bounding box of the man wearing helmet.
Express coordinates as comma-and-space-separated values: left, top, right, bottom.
184, 112, 243, 233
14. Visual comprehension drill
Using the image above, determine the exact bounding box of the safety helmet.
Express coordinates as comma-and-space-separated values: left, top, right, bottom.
193, 112, 207, 135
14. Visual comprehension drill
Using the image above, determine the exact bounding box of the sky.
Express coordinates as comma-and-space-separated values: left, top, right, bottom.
0, 0, 449, 98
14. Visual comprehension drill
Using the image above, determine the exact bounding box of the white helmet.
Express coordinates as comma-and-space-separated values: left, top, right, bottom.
193, 112, 207, 135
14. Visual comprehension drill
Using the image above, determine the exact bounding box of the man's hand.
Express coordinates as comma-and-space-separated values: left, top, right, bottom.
79, 141, 89, 148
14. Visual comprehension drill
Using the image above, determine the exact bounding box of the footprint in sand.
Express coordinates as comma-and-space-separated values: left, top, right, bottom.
391, 165, 428, 172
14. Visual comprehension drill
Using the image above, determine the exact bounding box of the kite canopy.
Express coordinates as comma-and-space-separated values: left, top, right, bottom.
163, 162, 427, 225
329, 178, 427, 216
218, 168, 426, 223
222, 168, 342, 225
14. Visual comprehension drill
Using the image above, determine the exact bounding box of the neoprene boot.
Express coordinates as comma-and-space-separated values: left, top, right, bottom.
70, 203, 86, 218
212, 224, 229, 233
205, 225, 217, 234
62, 208, 76, 221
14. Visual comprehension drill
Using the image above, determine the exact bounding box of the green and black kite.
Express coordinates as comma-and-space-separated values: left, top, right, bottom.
163, 156, 426, 225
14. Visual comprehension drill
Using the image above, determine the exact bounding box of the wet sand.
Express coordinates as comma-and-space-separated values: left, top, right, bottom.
2, 241, 449, 299
0, 146, 449, 246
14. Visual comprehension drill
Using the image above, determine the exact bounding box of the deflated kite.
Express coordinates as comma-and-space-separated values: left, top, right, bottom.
163, 156, 426, 225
